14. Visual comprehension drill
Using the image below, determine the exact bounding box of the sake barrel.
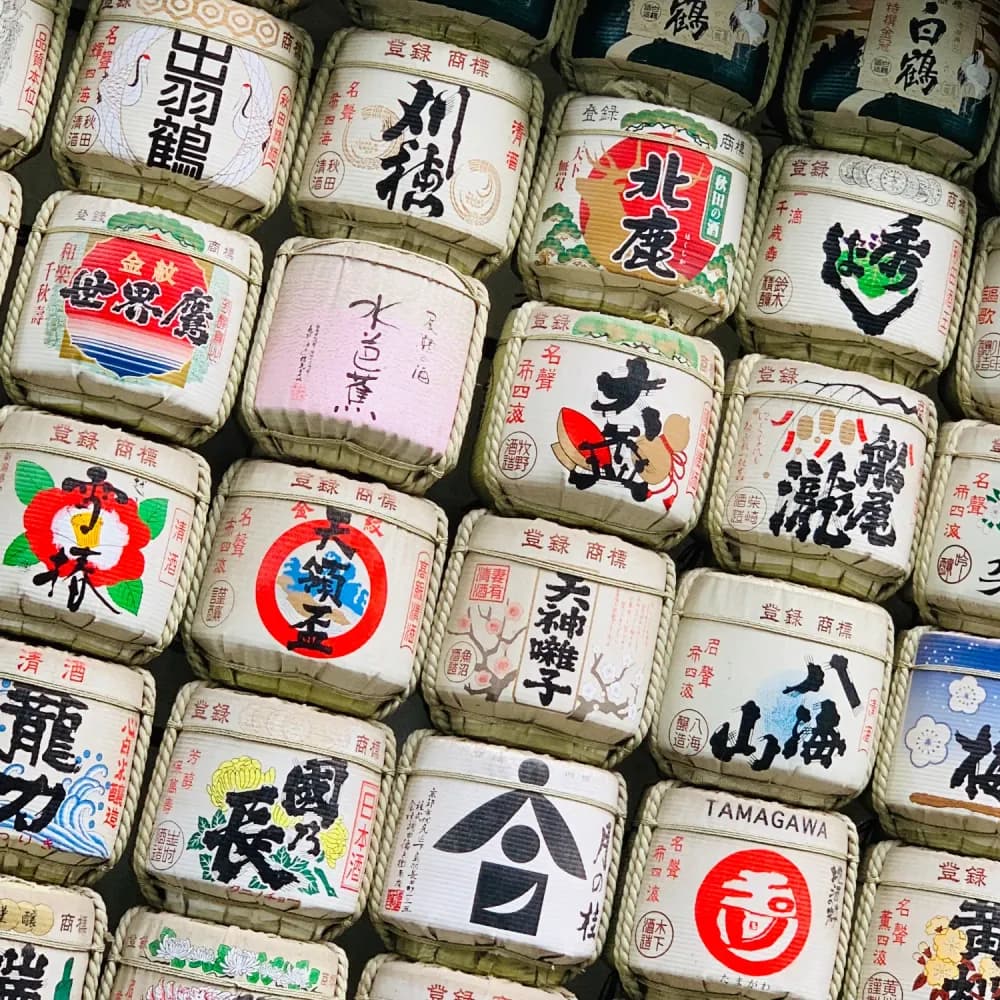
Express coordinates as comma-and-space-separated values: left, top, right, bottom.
97, 908, 348, 1000
473, 302, 722, 549
786, 1, 1000, 182
913, 422, 1000, 636
557, 0, 792, 127
0, 407, 209, 664
184, 459, 446, 717
519, 94, 759, 336
134, 682, 394, 941
0, 0, 67, 169
950, 218, 1000, 422
424, 510, 674, 766
0, 638, 152, 885
50, 0, 313, 232
0, 172, 21, 302
652, 569, 892, 809
842, 841, 1000, 1000
0, 875, 106, 1000
1, 191, 262, 447
357, 955, 577, 1000
872, 627, 1000, 857
371, 731, 625, 985
241, 238, 488, 494
613, 782, 857, 1000
342, 0, 573, 65
290, 29, 542, 279
738, 148, 975, 388
706, 355, 936, 601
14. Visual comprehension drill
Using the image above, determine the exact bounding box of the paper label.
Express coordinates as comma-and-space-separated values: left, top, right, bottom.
0, 0, 53, 146
626, 0, 776, 60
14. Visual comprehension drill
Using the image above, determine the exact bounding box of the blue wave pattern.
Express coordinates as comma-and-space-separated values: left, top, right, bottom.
916, 631, 1000, 674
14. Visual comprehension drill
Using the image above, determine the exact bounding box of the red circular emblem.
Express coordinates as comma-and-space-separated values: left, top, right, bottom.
255, 518, 387, 659
695, 849, 811, 977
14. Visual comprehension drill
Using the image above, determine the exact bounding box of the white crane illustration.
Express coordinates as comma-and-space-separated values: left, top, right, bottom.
959, 50, 992, 101
729, 0, 769, 47
209, 46, 273, 189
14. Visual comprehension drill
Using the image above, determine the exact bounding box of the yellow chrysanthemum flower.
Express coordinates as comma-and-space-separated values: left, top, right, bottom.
270, 802, 294, 829
933, 926, 968, 964
207, 757, 276, 811
925, 956, 960, 989
318, 817, 348, 867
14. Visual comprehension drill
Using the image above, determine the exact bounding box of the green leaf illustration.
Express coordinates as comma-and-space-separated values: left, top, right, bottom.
212, 809, 226, 827
3, 533, 36, 567
107, 578, 143, 615
14, 460, 54, 506
187, 832, 204, 851
197, 815, 209, 832
199, 853, 213, 882
138, 497, 168, 540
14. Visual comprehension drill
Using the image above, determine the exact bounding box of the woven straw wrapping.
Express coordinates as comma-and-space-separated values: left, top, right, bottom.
0, 191, 263, 446
50, 0, 314, 233
421, 509, 676, 767
96, 907, 349, 1000
472, 302, 724, 550
181, 459, 448, 718
735, 146, 977, 389
132, 681, 396, 940
289, 29, 543, 280
0, 406, 211, 664
648, 567, 894, 810
0, 172, 21, 305
342, 0, 577, 66
240, 237, 489, 495
555, 0, 791, 128
369, 730, 627, 986
784, 0, 1000, 183
0, 0, 68, 170
517, 93, 762, 337
706, 354, 938, 602
0, 874, 108, 1000
612, 782, 859, 1000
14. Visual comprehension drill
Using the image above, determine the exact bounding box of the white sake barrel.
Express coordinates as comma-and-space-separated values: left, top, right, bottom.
0, 406, 209, 664
185, 458, 446, 717
473, 302, 723, 549
242, 238, 488, 494
290, 29, 542, 278
614, 782, 857, 1000
51, 0, 313, 231
874, 627, 1000, 857
1, 191, 262, 446
786, 0, 1000, 182
134, 682, 393, 940
0, 0, 66, 168
913, 422, 1000, 636
707, 355, 936, 601
342, 0, 573, 65
371, 731, 625, 984
0, 875, 106, 1000
843, 841, 1000, 1000
97, 908, 348, 1000
0, 638, 152, 885
739, 148, 975, 387
356, 955, 577, 1000
519, 94, 759, 336
652, 569, 892, 808
557, 0, 792, 127
425, 511, 674, 766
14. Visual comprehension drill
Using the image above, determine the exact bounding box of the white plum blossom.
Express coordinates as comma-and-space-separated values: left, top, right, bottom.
949, 675, 987, 715
221, 947, 259, 979
905, 715, 951, 768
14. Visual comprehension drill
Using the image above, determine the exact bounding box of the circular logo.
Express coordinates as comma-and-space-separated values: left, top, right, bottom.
695, 849, 811, 977
499, 432, 537, 481
147, 821, 185, 872
755, 269, 792, 315
634, 911, 674, 959
256, 518, 387, 659
200, 580, 235, 628
308, 152, 345, 199
863, 973, 903, 1000
937, 544, 972, 585
667, 710, 709, 757
974, 333, 1000, 379
725, 487, 766, 531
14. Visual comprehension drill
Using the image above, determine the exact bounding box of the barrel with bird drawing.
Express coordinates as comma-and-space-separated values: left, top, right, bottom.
51, 0, 312, 231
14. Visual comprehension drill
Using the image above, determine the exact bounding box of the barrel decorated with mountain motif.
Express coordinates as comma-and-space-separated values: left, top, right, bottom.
739, 148, 975, 387
786, 0, 1000, 182
707, 355, 937, 601
371, 731, 625, 984
97, 908, 348, 1000
185, 459, 446, 718
519, 94, 759, 335
342, 0, 573, 65
0, 875, 106, 1000
558, 0, 791, 126
613, 783, 857, 1000
2, 192, 261, 446
134, 682, 393, 940
51, 0, 313, 231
